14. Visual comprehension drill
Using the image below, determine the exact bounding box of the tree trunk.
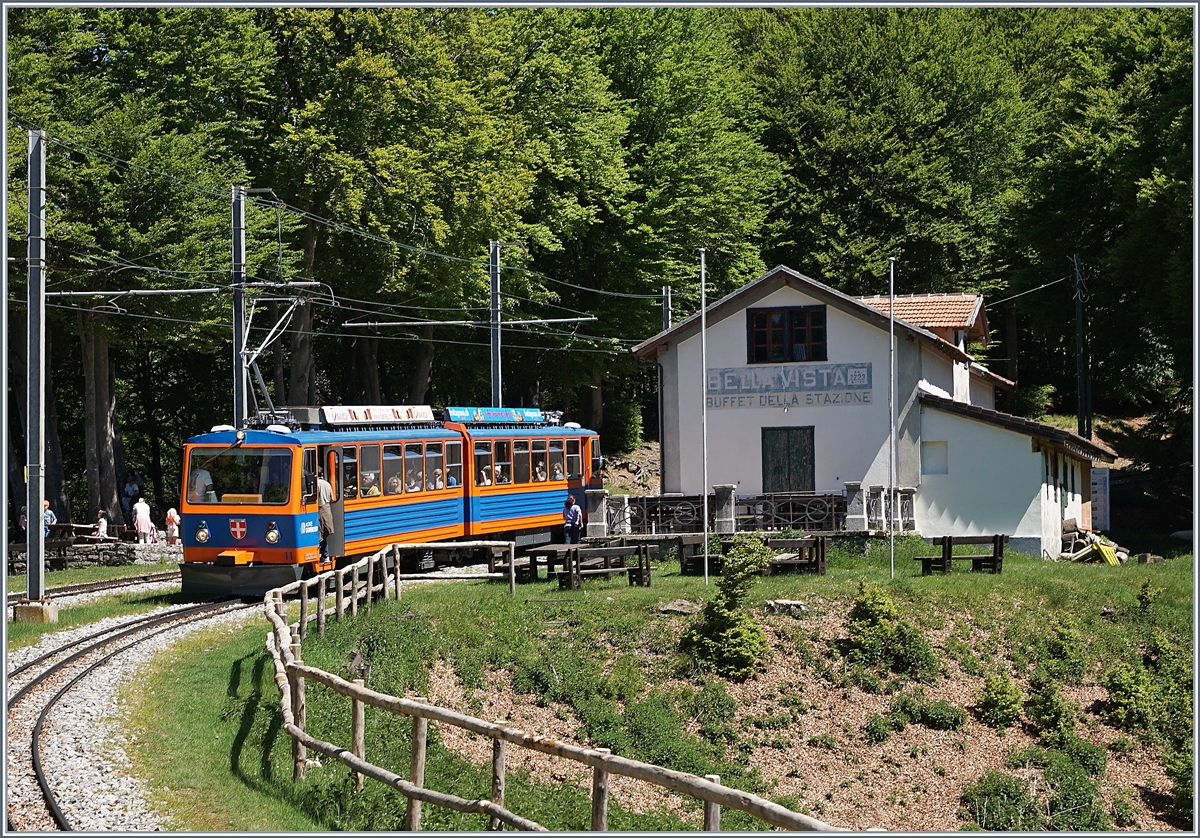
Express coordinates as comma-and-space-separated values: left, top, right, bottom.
44, 329, 69, 523
138, 345, 165, 515
587, 367, 604, 431
81, 316, 102, 523
270, 300, 287, 405
358, 335, 381, 403
103, 349, 126, 525
408, 326, 434, 404
287, 223, 320, 406
1007, 303, 1019, 384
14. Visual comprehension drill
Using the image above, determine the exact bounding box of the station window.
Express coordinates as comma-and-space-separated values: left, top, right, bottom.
445, 442, 462, 488
513, 440, 531, 483
494, 440, 513, 484
359, 444, 381, 497
405, 443, 424, 493
425, 443, 444, 490
474, 442, 493, 486
383, 445, 404, 495
531, 439, 548, 482
747, 306, 827, 363
565, 439, 581, 479
341, 445, 359, 499
548, 440, 565, 481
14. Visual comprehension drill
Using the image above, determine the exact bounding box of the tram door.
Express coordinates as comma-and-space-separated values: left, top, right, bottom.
320, 445, 346, 557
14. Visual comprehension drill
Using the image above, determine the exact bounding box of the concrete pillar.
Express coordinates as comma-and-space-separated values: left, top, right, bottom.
713, 484, 737, 534
611, 494, 632, 535
585, 489, 608, 539
844, 482, 866, 531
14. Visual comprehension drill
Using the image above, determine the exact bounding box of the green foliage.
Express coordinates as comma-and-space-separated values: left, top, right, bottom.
846, 582, 939, 682
681, 535, 772, 680
961, 771, 1044, 831
1043, 752, 1110, 831
1001, 384, 1056, 419
1025, 667, 1077, 744
1110, 789, 1138, 828
1101, 664, 1156, 732
921, 700, 967, 731
862, 713, 892, 744
807, 733, 838, 751
1164, 744, 1193, 819
1037, 617, 1088, 683
888, 690, 926, 728
977, 672, 1024, 731
602, 401, 643, 455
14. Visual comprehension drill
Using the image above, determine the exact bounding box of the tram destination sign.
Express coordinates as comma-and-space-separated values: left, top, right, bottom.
705, 363, 872, 409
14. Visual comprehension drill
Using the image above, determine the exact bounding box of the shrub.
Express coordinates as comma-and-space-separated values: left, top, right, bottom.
1026, 667, 1076, 744
888, 690, 926, 728
961, 770, 1044, 831
848, 664, 884, 694
602, 401, 642, 455
1039, 617, 1088, 683
863, 714, 892, 744
807, 733, 838, 751
1101, 663, 1156, 732
1110, 789, 1138, 828
921, 700, 967, 731
1002, 383, 1055, 419
1165, 744, 1193, 820
846, 582, 939, 682
977, 672, 1024, 731
1044, 753, 1110, 830
1062, 736, 1107, 777
680, 536, 772, 681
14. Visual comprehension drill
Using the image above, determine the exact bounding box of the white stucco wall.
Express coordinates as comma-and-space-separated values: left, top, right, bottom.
919, 346, 953, 399
915, 406, 1051, 556
953, 359, 970, 402
969, 375, 996, 409
669, 285, 919, 495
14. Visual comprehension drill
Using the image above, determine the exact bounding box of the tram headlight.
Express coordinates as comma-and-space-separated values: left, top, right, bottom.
265, 523, 280, 544
195, 522, 210, 543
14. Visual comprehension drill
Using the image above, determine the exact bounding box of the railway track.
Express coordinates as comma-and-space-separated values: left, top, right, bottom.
6, 570, 182, 608
6, 599, 255, 831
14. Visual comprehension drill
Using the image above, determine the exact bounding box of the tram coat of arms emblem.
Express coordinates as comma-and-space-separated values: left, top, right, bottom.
230, 519, 247, 539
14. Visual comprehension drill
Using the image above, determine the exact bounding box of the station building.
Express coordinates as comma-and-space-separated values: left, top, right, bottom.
632, 265, 1115, 558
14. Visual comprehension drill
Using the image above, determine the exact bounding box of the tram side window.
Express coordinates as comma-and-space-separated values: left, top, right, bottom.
548, 440, 565, 481
513, 440, 531, 483
566, 440, 581, 479
383, 445, 404, 495
531, 439, 548, 481
302, 448, 318, 503
445, 442, 462, 488
474, 442, 493, 486
405, 443, 424, 493
341, 446, 359, 499
590, 438, 603, 475
425, 443, 444, 490
360, 444, 381, 497
494, 440, 512, 484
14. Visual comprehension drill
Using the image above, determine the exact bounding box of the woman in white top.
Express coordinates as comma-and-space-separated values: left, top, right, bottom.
133, 496, 153, 544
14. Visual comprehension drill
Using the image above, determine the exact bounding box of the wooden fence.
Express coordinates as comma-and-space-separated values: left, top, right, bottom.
261, 541, 843, 832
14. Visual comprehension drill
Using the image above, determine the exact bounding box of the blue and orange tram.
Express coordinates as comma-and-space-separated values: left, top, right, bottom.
179, 405, 603, 596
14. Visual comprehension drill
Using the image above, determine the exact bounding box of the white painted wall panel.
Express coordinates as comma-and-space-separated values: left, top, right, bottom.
920, 345, 953, 399
969, 375, 996, 409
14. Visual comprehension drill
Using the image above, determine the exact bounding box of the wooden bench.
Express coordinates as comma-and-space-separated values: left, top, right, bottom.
915, 535, 1008, 576
764, 537, 827, 576
556, 545, 652, 590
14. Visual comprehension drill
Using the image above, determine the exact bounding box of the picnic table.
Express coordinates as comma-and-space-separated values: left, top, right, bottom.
764, 537, 827, 576
915, 535, 1008, 576
556, 544, 652, 590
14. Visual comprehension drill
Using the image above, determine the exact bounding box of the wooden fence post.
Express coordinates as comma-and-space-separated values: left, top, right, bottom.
317, 575, 326, 637
290, 632, 306, 781
299, 580, 309, 640
382, 551, 391, 600
394, 547, 403, 599
704, 774, 721, 831
591, 747, 611, 831
336, 568, 345, 618
405, 699, 429, 831
508, 542, 516, 596
362, 554, 372, 607
351, 678, 366, 792
489, 723, 506, 831
350, 565, 359, 617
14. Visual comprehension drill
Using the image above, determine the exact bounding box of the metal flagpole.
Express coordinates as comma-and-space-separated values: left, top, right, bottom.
700, 249, 710, 586
888, 257, 896, 580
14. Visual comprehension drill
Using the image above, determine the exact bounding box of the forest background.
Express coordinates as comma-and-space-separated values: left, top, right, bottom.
4, 7, 1192, 530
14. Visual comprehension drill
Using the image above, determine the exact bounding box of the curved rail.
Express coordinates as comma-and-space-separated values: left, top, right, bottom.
8, 600, 251, 831
6, 571, 181, 608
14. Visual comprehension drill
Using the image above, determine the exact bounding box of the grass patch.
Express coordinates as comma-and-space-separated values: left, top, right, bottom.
6, 557, 176, 592
6, 588, 190, 651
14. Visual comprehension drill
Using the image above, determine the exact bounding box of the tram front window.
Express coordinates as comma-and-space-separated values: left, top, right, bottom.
187, 447, 293, 504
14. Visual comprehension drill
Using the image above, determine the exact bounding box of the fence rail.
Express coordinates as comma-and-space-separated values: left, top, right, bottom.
262, 542, 844, 832
615, 493, 845, 534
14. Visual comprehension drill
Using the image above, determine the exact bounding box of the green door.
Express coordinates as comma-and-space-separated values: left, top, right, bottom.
761, 427, 815, 493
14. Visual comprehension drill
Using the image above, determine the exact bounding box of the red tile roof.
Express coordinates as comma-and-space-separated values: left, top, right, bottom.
857, 294, 982, 330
